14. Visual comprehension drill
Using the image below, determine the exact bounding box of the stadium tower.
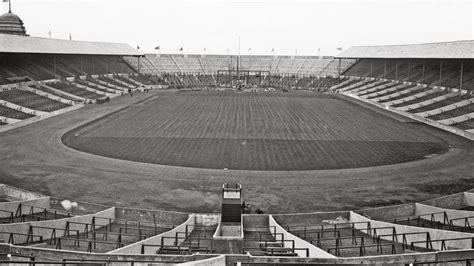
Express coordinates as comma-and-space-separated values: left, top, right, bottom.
0, 0, 27, 36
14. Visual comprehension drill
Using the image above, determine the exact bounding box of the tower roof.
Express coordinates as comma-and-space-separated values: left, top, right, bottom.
0, 11, 27, 36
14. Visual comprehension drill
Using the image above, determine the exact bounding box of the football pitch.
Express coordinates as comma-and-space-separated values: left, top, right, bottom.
62, 91, 448, 170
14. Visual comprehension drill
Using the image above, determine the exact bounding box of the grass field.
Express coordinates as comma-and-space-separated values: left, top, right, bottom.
1, 91, 472, 213
62, 91, 448, 170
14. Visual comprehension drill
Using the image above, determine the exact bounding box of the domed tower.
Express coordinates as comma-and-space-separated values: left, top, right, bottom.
0, 2, 27, 36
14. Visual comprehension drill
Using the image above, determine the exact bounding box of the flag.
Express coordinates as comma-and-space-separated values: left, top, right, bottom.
271, 48, 274, 52
337, 47, 343, 51
136, 45, 140, 50
69, 33, 72, 41
4, 0, 10, 13
154, 46, 160, 50
179, 47, 183, 51
248, 48, 251, 51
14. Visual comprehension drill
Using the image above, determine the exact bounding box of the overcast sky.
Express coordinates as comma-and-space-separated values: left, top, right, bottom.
4, 0, 473, 55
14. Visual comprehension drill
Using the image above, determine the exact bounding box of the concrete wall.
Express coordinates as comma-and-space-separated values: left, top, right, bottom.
0, 104, 83, 134
2, 243, 215, 265
0, 197, 50, 218
178, 254, 226, 266
272, 211, 350, 227
268, 215, 336, 258
420, 192, 466, 210
115, 207, 189, 225
50, 196, 110, 214
213, 215, 244, 253
350, 211, 474, 250
3, 243, 474, 265
226, 249, 474, 264
0, 184, 4, 200
357, 203, 415, 220
415, 203, 474, 227
109, 214, 195, 254
243, 214, 268, 230
0, 207, 115, 244
195, 213, 220, 226
2, 184, 45, 201
464, 192, 474, 206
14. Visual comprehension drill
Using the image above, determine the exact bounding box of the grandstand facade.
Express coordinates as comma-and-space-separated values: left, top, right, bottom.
123, 54, 354, 90
129, 54, 355, 76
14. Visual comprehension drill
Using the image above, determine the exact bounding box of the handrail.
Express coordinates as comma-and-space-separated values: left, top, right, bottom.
376, 231, 430, 251
327, 242, 396, 257
410, 236, 474, 251
0, 231, 43, 244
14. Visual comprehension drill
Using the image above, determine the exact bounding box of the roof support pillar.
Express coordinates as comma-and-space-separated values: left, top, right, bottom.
354, 59, 358, 77
459, 60, 464, 91
383, 59, 387, 79
370, 60, 373, 77
407, 61, 411, 82
80, 56, 83, 74
337, 58, 341, 80
395, 60, 398, 80
137, 56, 141, 74
105, 57, 109, 74
53, 55, 57, 78
422, 60, 425, 83
439, 60, 443, 86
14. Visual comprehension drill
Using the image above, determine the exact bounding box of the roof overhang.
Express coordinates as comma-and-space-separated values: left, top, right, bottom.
335, 40, 474, 59
0, 33, 143, 56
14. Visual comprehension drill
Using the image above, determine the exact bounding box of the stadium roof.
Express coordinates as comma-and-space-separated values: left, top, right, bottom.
0, 33, 142, 56
336, 40, 474, 59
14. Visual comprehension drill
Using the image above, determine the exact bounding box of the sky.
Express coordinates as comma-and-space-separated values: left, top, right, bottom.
4, 0, 473, 56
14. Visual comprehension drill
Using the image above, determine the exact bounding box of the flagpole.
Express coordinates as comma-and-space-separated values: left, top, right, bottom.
8, 0, 12, 13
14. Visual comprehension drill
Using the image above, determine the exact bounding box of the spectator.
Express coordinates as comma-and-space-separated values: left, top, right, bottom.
241, 201, 246, 214
246, 204, 252, 214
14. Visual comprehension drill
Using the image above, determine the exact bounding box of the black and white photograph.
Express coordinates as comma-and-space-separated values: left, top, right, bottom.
0, 0, 473, 264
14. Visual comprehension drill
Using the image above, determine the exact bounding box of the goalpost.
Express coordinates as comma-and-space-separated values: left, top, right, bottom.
216, 69, 270, 87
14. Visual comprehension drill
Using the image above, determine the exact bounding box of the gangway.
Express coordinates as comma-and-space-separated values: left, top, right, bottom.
213, 183, 244, 253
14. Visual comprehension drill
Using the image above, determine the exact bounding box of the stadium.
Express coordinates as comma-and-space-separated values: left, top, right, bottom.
0, 0, 473, 265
